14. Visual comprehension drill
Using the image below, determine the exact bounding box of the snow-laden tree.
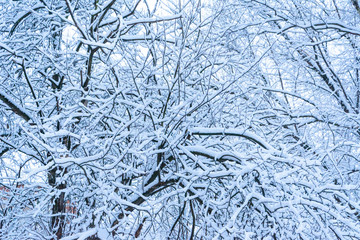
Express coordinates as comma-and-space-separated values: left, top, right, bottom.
1, 0, 360, 239
205, 0, 360, 239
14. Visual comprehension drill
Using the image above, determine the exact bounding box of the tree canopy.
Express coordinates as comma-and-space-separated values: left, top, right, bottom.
1, 0, 360, 239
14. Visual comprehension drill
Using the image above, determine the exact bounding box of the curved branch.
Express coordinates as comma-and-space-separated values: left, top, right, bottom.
190, 128, 274, 150
9, 6, 45, 36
